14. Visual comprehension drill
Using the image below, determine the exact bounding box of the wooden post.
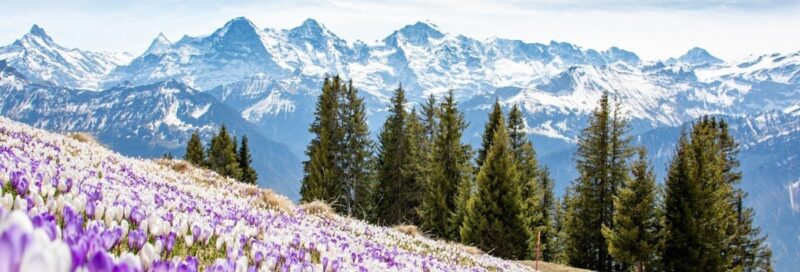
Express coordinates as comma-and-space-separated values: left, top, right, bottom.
535, 230, 541, 271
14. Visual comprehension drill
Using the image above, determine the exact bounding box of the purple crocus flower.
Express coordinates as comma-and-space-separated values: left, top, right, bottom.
129, 207, 145, 226
127, 229, 146, 251
10, 171, 27, 196
31, 212, 58, 240
87, 251, 114, 272
151, 260, 173, 272
191, 225, 201, 242
183, 256, 199, 272
101, 227, 123, 250
69, 238, 89, 269
160, 231, 176, 255
0, 225, 31, 272
112, 262, 136, 272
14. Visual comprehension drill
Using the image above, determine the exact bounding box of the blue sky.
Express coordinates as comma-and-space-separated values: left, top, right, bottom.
1, 0, 798, 60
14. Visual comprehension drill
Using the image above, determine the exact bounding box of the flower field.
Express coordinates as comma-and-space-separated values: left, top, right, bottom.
0, 117, 532, 271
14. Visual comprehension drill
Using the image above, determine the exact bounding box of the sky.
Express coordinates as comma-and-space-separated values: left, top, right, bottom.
0, 0, 798, 61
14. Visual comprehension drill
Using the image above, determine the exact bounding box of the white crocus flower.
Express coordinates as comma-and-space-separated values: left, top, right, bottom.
184, 234, 194, 247
0, 171, 8, 186
139, 243, 156, 269
14, 195, 27, 211
235, 256, 248, 272
18, 229, 72, 272
118, 252, 142, 271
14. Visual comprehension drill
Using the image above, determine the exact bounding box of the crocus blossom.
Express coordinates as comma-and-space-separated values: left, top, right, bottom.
0, 117, 533, 271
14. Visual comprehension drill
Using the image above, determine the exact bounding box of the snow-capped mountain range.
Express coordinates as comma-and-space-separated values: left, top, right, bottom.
1, 17, 799, 271
0, 25, 131, 90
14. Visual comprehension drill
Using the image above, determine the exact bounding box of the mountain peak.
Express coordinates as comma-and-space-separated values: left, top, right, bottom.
289, 18, 333, 40
678, 47, 723, 65
603, 46, 640, 65
385, 20, 444, 46
25, 24, 54, 43
215, 16, 260, 38
155, 32, 169, 42
144, 32, 172, 55
299, 18, 323, 31
29, 24, 47, 36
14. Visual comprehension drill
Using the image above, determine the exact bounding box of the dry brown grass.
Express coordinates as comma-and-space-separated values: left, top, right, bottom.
458, 244, 483, 255
392, 224, 420, 237
516, 261, 591, 272
260, 189, 294, 214
69, 132, 98, 144
243, 186, 261, 197
171, 160, 191, 173
154, 158, 172, 168
299, 200, 335, 219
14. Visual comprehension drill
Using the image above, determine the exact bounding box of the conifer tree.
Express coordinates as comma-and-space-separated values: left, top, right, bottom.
339, 80, 373, 217
461, 114, 530, 259
376, 86, 422, 225
301, 77, 345, 206
419, 90, 472, 240
416, 94, 439, 224
207, 124, 242, 180
184, 131, 205, 166
421, 94, 439, 146
566, 92, 633, 271
476, 99, 504, 168
552, 195, 570, 265
403, 108, 426, 223
540, 167, 558, 261
238, 135, 258, 184
663, 117, 771, 272
507, 103, 551, 258
662, 133, 702, 272
601, 148, 660, 272
507, 104, 528, 153
729, 193, 773, 272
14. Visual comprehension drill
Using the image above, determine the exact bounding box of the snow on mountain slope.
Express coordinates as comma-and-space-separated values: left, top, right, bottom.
791, 180, 800, 212
696, 51, 800, 85
0, 63, 302, 198
0, 25, 131, 90
105, 17, 288, 90
101, 17, 800, 147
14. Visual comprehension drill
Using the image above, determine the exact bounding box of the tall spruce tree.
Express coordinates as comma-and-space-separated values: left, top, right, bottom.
416, 94, 439, 224
662, 133, 703, 272
376, 86, 422, 225
237, 135, 258, 184
730, 193, 773, 272
184, 131, 205, 166
403, 108, 426, 224
552, 194, 570, 264
460, 114, 530, 259
421, 94, 439, 146
507, 104, 528, 153
507, 103, 550, 258
601, 148, 660, 272
208, 124, 242, 180
419, 90, 472, 240
566, 92, 633, 271
663, 117, 771, 272
301, 76, 346, 206
476, 99, 504, 168
339, 80, 373, 217
540, 167, 558, 261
